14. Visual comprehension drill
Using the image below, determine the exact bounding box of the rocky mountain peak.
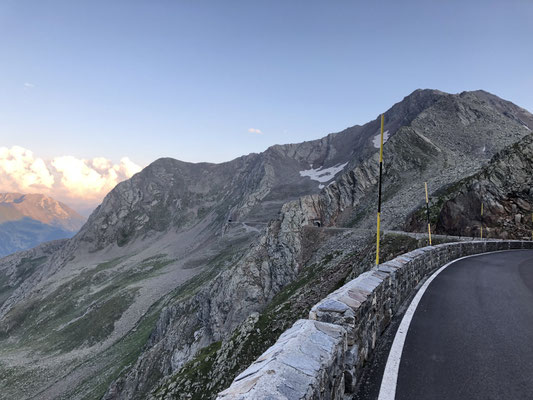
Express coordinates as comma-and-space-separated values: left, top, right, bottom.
0, 193, 85, 257
1, 89, 531, 400
68, 89, 533, 255
0, 192, 85, 231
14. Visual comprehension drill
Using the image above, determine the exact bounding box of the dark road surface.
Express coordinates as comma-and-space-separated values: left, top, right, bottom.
356, 249, 533, 400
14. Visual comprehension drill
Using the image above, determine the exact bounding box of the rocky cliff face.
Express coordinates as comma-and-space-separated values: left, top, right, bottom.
0, 193, 85, 257
407, 132, 533, 239
0, 89, 531, 400
275, 90, 533, 232
105, 89, 533, 400
0, 108, 367, 400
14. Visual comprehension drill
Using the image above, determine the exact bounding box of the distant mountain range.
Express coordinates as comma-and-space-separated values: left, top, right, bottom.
0, 193, 85, 257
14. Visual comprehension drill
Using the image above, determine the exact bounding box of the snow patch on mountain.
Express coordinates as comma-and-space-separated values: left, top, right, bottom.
372, 130, 390, 148
299, 163, 348, 185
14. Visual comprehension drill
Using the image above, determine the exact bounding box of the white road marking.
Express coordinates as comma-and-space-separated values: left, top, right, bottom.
377, 250, 517, 400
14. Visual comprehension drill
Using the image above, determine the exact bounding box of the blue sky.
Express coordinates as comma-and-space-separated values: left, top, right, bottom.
1, 0, 532, 168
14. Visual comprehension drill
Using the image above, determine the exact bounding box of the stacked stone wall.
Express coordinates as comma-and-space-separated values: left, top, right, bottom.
217, 241, 533, 399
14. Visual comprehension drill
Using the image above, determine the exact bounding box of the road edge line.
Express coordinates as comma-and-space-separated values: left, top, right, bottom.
376, 249, 519, 400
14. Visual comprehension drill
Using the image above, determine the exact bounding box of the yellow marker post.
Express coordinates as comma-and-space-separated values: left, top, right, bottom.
376, 114, 384, 265
480, 202, 484, 240
425, 182, 432, 245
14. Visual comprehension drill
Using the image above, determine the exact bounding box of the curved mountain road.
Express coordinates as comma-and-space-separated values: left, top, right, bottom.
356, 249, 533, 400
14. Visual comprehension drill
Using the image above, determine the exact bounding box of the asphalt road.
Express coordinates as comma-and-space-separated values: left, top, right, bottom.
355, 249, 533, 400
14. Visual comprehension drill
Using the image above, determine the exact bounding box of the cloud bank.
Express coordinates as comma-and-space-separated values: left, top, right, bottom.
0, 146, 143, 213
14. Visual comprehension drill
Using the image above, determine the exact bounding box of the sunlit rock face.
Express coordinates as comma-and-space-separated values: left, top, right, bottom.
0, 193, 85, 257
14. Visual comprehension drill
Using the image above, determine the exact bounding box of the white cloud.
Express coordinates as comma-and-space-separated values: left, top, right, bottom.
0, 146, 54, 191
0, 146, 143, 211
248, 128, 262, 134
52, 156, 111, 199
92, 157, 112, 172
23, 82, 35, 89
118, 157, 142, 177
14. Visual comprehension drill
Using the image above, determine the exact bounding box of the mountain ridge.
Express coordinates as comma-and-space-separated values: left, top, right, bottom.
0, 88, 531, 400
0, 193, 85, 231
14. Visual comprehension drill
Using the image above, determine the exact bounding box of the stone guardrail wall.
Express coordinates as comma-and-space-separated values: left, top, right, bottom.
217, 240, 533, 400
